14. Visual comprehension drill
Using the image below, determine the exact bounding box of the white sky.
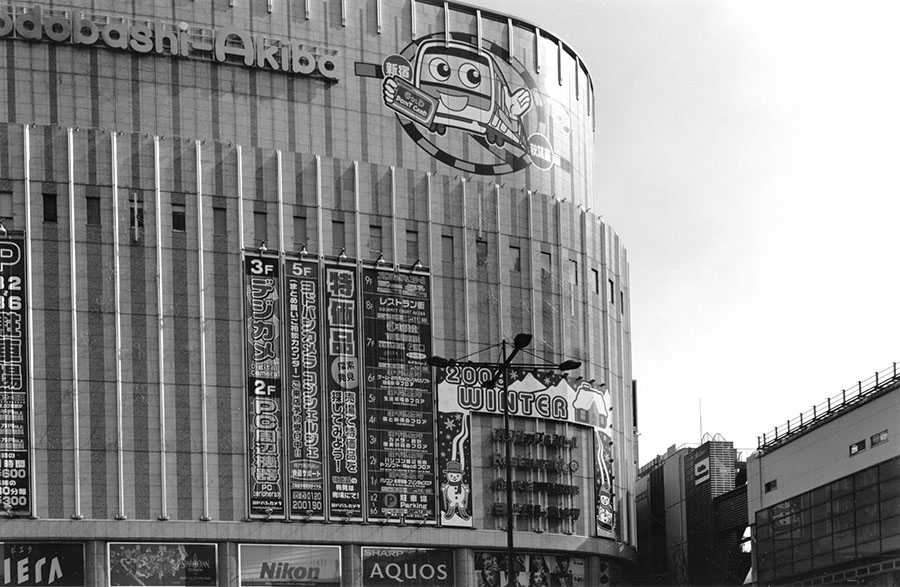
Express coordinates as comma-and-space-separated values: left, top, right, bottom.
477, 0, 900, 464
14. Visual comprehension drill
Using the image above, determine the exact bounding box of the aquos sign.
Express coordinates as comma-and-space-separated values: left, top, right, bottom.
0, 5, 339, 81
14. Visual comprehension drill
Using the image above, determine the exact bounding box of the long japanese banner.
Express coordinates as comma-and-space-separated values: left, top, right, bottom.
244, 256, 286, 518
284, 260, 326, 519
362, 269, 434, 522
0, 238, 30, 516
323, 263, 362, 519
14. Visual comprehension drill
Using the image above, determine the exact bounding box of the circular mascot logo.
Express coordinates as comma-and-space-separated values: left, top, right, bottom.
357, 32, 557, 175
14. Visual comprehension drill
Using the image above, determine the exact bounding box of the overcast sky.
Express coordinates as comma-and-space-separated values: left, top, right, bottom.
477, 0, 900, 463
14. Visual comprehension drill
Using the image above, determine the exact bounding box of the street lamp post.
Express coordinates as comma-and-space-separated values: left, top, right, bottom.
428, 334, 581, 587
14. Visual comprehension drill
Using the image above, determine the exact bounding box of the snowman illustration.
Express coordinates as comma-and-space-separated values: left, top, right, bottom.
441, 460, 471, 521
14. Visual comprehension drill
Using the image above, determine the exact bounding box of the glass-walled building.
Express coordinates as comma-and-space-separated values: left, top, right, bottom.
748, 365, 900, 586
0, 0, 637, 584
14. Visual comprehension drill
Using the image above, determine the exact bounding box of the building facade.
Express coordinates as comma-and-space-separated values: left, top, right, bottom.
636, 437, 749, 585
748, 363, 900, 586
0, 0, 637, 584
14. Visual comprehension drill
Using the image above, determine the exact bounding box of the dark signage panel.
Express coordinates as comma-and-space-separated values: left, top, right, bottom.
0, 542, 84, 586
284, 260, 326, 519
0, 238, 30, 516
244, 256, 286, 518
362, 269, 434, 522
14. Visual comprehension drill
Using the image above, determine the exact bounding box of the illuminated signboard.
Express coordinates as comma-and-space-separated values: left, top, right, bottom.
0, 237, 29, 516
361, 547, 453, 587
239, 544, 341, 587
362, 268, 435, 523
0, 5, 338, 80
244, 256, 286, 518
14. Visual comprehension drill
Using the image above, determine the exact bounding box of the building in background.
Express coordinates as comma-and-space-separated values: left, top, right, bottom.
636, 436, 750, 585
748, 363, 900, 586
0, 0, 637, 584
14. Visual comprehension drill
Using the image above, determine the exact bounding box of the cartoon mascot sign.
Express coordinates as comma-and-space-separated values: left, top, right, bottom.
356, 33, 558, 175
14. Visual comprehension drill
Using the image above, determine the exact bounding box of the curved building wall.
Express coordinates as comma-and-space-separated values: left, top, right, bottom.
0, 0, 636, 584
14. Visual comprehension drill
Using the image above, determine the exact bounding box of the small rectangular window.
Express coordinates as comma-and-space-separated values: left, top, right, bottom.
476, 238, 488, 267
214, 207, 227, 236
332, 219, 345, 255
765, 480, 778, 493
368, 225, 383, 257
568, 259, 578, 285
406, 230, 419, 264
86, 196, 101, 226
871, 430, 888, 447
609, 279, 615, 303
592, 268, 600, 293
254, 211, 268, 245
850, 439, 866, 456
540, 252, 552, 279
0, 191, 12, 219
441, 235, 454, 264
43, 193, 58, 223
509, 245, 521, 273
620, 291, 625, 311
172, 203, 186, 232
129, 194, 144, 241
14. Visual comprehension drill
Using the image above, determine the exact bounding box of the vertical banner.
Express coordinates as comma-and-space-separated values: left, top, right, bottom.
0, 542, 84, 586
108, 543, 217, 587
0, 238, 30, 516
284, 260, 326, 519
362, 268, 435, 523
323, 264, 362, 519
361, 547, 454, 587
239, 544, 341, 587
435, 366, 473, 528
244, 255, 286, 518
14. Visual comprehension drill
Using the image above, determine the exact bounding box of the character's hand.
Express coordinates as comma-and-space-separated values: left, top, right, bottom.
383, 77, 399, 105
507, 88, 532, 118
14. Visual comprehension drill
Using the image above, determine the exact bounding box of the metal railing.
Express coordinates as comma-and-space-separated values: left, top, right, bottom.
757, 362, 899, 451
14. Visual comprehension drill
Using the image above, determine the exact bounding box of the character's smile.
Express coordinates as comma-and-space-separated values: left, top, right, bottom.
438, 92, 469, 112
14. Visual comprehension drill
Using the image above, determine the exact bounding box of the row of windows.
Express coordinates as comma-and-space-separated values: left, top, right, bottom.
756, 456, 900, 582
1, 191, 626, 305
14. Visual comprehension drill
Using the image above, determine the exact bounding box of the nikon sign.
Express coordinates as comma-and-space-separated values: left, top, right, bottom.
0, 5, 339, 81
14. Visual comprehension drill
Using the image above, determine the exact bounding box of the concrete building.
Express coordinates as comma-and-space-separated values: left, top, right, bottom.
747, 363, 900, 586
635, 437, 750, 585
0, 0, 637, 584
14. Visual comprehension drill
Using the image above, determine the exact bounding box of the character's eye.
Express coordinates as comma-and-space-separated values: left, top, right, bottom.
459, 63, 482, 88
428, 58, 452, 81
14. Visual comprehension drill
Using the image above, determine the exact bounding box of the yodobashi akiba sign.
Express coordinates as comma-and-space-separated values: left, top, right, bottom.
1, 542, 84, 586
361, 548, 454, 587
0, 5, 338, 81
239, 545, 340, 587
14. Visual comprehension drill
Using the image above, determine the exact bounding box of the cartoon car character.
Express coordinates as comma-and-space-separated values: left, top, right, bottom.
383, 39, 532, 151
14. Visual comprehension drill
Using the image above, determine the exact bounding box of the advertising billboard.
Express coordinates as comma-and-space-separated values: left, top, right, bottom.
239, 544, 340, 587
474, 551, 584, 587
436, 366, 614, 534
0, 237, 30, 516
108, 543, 217, 587
1, 542, 84, 586
362, 269, 435, 522
361, 548, 453, 587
